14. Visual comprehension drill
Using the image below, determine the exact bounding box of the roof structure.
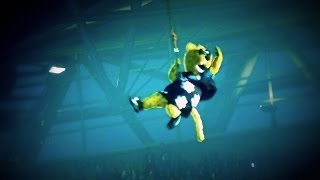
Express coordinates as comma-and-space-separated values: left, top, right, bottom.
0, 0, 319, 164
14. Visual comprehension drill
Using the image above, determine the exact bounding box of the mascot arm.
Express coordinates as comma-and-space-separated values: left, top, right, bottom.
209, 46, 223, 75
168, 58, 181, 82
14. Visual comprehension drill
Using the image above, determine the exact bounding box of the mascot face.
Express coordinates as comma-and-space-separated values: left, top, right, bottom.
184, 42, 214, 74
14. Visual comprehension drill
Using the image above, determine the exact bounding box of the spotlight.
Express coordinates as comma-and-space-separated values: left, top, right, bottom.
49, 65, 65, 74
251, 162, 255, 168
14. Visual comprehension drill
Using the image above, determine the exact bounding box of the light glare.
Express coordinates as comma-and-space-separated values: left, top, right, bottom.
49, 66, 65, 74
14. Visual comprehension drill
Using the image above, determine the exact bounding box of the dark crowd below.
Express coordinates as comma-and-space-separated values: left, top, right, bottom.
3, 123, 320, 180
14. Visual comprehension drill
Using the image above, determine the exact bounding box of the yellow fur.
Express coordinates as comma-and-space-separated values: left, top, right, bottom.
190, 107, 205, 142
209, 46, 223, 75
168, 58, 181, 82
166, 104, 181, 118
139, 42, 223, 142
184, 42, 223, 75
142, 92, 167, 109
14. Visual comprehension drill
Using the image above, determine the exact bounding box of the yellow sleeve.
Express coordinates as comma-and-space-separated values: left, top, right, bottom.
168, 58, 181, 82
209, 46, 223, 75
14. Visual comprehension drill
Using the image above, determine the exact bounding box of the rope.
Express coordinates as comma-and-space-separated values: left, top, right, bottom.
129, 0, 181, 95
165, 0, 173, 32
165, 0, 180, 60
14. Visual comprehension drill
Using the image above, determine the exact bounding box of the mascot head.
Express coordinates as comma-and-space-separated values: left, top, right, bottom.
184, 42, 215, 74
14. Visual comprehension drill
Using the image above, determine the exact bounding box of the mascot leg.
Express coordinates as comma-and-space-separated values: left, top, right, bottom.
165, 104, 182, 129
129, 92, 168, 112
190, 107, 205, 142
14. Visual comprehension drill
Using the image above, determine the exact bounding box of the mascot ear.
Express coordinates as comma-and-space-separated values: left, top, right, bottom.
186, 42, 197, 51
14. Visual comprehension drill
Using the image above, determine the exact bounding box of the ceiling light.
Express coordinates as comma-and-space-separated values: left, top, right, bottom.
49, 66, 65, 74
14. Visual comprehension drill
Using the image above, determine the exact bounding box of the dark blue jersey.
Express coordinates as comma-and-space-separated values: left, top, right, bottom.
182, 69, 217, 100
161, 69, 217, 117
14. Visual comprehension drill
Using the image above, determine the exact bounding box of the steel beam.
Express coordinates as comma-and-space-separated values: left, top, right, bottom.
72, 0, 154, 144
23, 61, 76, 163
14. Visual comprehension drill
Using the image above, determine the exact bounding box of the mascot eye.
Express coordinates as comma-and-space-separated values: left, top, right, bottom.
199, 49, 211, 60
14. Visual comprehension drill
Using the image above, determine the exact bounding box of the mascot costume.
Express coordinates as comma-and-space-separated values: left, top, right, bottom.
129, 39, 223, 142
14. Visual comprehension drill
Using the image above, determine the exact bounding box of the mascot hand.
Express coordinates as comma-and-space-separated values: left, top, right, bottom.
168, 58, 181, 82
174, 58, 181, 65
171, 58, 181, 70
215, 46, 222, 56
